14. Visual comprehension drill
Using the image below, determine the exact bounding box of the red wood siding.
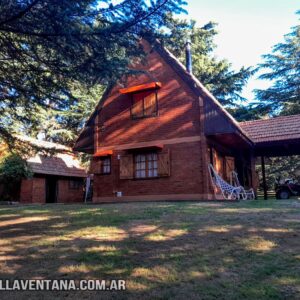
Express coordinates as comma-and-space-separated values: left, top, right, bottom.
92, 41, 212, 201
96, 43, 202, 148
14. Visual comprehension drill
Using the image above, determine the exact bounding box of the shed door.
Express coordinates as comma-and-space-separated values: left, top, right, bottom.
46, 177, 58, 203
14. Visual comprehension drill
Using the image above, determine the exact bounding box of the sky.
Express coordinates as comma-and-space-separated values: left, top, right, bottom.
184, 0, 299, 102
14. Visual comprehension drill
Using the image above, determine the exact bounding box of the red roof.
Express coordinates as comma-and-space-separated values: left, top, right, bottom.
18, 137, 87, 178
240, 115, 300, 144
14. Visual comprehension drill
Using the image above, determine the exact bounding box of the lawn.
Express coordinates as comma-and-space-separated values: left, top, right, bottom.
1, 200, 300, 299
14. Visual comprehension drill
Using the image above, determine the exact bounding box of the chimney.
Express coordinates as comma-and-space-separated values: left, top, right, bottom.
185, 39, 192, 74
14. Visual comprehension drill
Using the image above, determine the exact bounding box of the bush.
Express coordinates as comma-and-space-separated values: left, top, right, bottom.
0, 154, 33, 201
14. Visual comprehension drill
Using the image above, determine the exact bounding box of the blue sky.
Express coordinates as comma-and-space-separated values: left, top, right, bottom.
184, 0, 299, 102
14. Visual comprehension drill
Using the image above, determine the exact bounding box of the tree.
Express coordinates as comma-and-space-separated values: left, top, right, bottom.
0, 153, 32, 200
25, 84, 105, 146
0, 0, 187, 147
255, 10, 300, 116
161, 18, 253, 107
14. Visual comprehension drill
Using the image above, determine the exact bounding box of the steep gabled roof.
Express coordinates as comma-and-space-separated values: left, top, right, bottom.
240, 114, 300, 144
73, 86, 112, 153
73, 40, 253, 152
152, 40, 251, 143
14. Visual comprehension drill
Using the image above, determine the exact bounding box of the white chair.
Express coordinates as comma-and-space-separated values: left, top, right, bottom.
230, 171, 255, 200
208, 164, 243, 200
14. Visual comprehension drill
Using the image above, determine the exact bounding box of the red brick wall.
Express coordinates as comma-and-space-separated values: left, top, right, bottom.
57, 179, 84, 203
20, 177, 85, 203
93, 141, 209, 200
20, 178, 45, 203
32, 178, 46, 203
20, 179, 33, 203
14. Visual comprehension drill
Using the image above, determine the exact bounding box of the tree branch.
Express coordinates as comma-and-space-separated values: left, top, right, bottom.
0, 0, 40, 27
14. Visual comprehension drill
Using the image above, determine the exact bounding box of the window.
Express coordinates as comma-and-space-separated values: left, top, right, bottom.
101, 156, 111, 174
69, 179, 82, 190
134, 152, 158, 178
131, 90, 158, 119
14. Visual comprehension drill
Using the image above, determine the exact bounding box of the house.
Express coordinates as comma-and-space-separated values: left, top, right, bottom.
74, 39, 300, 202
18, 137, 87, 203
73, 39, 257, 202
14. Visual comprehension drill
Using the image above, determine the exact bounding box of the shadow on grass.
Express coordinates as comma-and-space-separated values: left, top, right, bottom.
0, 200, 300, 299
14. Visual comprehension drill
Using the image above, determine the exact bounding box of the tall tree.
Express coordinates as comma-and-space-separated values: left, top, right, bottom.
0, 0, 186, 147
161, 18, 253, 107
255, 10, 300, 115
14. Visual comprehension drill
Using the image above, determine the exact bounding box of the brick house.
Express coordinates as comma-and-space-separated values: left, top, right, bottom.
19, 138, 87, 203
74, 40, 256, 202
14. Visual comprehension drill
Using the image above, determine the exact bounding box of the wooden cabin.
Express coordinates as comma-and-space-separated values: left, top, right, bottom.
74, 40, 256, 202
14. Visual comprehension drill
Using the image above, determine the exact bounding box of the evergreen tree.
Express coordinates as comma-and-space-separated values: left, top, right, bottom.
161, 18, 253, 107
0, 0, 186, 147
255, 10, 300, 115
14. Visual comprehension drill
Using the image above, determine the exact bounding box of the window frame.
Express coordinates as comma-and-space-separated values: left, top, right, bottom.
130, 90, 159, 119
134, 151, 158, 179
100, 156, 111, 175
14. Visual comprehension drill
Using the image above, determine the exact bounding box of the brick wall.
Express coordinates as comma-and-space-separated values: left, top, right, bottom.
20, 179, 33, 203
57, 179, 84, 203
93, 141, 210, 201
20, 178, 45, 203
32, 178, 46, 203
20, 177, 85, 203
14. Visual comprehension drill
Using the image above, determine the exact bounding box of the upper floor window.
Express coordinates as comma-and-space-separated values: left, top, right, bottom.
131, 90, 158, 119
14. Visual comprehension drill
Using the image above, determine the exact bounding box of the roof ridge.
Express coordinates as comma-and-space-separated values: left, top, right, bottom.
16, 135, 71, 151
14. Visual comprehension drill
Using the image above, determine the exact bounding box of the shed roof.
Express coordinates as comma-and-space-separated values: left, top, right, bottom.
21, 137, 87, 178
239, 115, 300, 144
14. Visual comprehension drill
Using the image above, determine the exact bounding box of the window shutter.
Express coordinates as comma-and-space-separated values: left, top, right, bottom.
158, 150, 170, 177
120, 155, 133, 179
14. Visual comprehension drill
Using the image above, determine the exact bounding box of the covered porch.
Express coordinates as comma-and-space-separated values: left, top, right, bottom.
240, 115, 300, 199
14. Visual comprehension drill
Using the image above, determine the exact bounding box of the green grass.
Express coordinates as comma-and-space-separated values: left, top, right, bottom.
1, 200, 300, 299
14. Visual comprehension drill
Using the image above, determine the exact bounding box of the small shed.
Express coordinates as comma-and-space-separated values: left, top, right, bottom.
19, 138, 87, 204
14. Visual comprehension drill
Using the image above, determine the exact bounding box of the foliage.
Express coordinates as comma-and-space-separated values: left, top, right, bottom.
26, 84, 105, 146
0, 153, 32, 183
256, 156, 300, 191
161, 18, 254, 107
0, 0, 187, 146
0, 153, 32, 200
255, 10, 300, 116
228, 104, 271, 122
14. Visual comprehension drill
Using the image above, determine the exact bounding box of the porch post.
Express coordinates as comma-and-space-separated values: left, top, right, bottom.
261, 156, 267, 200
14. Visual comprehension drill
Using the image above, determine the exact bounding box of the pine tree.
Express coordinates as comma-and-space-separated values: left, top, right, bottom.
161, 18, 253, 107
255, 10, 300, 115
0, 0, 187, 147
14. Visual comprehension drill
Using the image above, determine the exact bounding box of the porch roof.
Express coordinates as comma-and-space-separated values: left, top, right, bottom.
240, 115, 300, 156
